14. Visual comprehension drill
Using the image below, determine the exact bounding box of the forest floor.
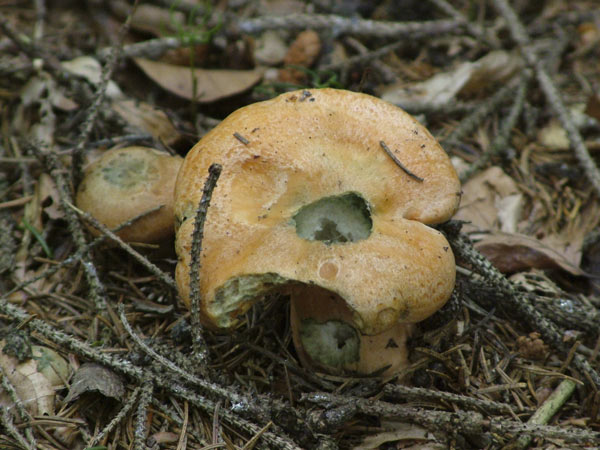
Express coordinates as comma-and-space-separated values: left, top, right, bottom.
1, 1, 600, 449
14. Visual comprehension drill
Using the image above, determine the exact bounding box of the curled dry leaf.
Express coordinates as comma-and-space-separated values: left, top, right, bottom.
61, 56, 124, 100
456, 166, 591, 275
112, 99, 181, 146
0, 344, 69, 416
381, 50, 521, 107
475, 232, 585, 276
356, 421, 441, 450
64, 363, 125, 403
454, 166, 522, 234
134, 57, 263, 102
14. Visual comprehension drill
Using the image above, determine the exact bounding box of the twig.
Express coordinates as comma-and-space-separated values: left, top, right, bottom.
428, 0, 501, 48
233, 132, 250, 145
0, 298, 297, 449
71, 0, 140, 187
383, 383, 526, 415
492, 0, 600, 197
69, 203, 177, 291
31, 145, 107, 310
4, 205, 165, 301
461, 73, 530, 181
507, 378, 577, 450
303, 392, 600, 443
189, 163, 222, 364
0, 15, 62, 74
442, 227, 600, 390
334, 37, 397, 83
380, 141, 424, 182
0, 370, 36, 449
118, 303, 243, 404
133, 379, 153, 450
0, 399, 34, 450
237, 14, 463, 39
87, 386, 141, 448
442, 75, 521, 148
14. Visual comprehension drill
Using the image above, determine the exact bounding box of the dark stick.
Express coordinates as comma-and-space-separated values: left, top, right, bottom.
189, 163, 223, 364
233, 132, 250, 145
380, 140, 424, 182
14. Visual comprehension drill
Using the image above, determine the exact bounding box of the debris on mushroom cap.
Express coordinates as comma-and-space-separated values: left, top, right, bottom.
174, 89, 461, 371
76, 146, 182, 244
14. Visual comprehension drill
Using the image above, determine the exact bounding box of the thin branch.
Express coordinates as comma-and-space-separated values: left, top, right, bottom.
492, 0, 600, 197
189, 163, 222, 364
237, 14, 463, 39
71, 0, 140, 187
383, 383, 526, 415
31, 145, 107, 310
133, 379, 153, 450
461, 73, 530, 181
70, 203, 177, 291
87, 386, 141, 448
442, 226, 600, 390
442, 75, 521, 147
380, 140, 424, 182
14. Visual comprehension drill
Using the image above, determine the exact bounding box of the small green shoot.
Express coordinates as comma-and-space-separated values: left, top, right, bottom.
20, 217, 53, 258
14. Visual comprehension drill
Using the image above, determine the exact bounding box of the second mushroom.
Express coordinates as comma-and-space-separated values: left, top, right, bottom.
174, 89, 461, 376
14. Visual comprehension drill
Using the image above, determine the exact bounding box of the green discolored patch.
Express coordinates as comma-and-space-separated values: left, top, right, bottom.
292, 192, 372, 244
300, 319, 360, 368
211, 273, 289, 328
101, 156, 159, 190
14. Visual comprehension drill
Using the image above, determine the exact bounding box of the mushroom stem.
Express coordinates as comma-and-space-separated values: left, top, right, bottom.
289, 285, 412, 376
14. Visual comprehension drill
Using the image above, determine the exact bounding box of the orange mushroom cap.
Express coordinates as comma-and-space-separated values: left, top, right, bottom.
174, 88, 460, 336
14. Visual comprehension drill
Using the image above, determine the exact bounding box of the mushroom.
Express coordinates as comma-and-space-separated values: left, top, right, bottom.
174, 88, 461, 375
76, 146, 182, 243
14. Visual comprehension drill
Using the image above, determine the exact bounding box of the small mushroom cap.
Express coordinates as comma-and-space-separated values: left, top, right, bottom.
175, 88, 461, 335
76, 146, 182, 243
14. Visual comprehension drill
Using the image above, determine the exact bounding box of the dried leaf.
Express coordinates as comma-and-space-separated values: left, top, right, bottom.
0, 344, 69, 416
64, 363, 125, 403
381, 50, 521, 107
134, 58, 263, 102
537, 118, 569, 150
454, 166, 521, 233
354, 421, 441, 450
112, 99, 181, 146
475, 232, 585, 276
62, 56, 124, 99
17, 75, 57, 145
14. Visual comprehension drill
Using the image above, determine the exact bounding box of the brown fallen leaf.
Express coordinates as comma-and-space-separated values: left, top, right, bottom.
64, 363, 125, 403
380, 50, 521, 107
134, 57, 263, 102
0, 343, 69, 416
475, 232, 585, 276
112, 99, 181, 146
454, 166, 522, 234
